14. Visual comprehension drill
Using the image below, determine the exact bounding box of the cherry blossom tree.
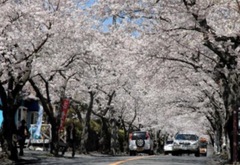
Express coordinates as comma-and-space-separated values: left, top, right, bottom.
0, 0, 93, 159
133, 0, 240, 161
2, 0, 240, 162
89, 0, 240, 161
0, 0, 56, 160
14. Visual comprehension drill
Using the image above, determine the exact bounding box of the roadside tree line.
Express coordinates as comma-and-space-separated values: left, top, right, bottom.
1, 0, 240, 163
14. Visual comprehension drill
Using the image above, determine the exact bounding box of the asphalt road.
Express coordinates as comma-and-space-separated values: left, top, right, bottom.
10, 146, 220, 165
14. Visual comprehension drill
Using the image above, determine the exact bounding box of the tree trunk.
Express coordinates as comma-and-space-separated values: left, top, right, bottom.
110, 118, 119, 155
2, 107, 19, 161
79, 91, 94, 154
80, 118, 89, 154
50, 119, 59, 155
120, 118, 128, 153
100, 117, 111, 153
0, 84, 20, 161
214, 127, 222, 153
226, 114, 234, 162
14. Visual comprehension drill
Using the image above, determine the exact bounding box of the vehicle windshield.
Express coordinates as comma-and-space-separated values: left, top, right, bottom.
166, 140, 173, 144
199, 142, 208, 147
132, 132, 148, 140
175, 134, 198, 141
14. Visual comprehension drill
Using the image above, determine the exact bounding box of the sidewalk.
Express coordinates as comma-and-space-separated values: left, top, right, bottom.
206, 146, 231, 165
0, 148, 76, 165
14, 148, 110, 164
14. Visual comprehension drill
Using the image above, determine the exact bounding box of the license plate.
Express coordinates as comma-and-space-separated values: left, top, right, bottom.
182, 146, 188, 150
137, 147, 144, 151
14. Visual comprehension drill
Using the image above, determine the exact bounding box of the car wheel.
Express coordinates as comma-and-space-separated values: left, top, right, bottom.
172, 151, 179, 156
130, 151, 136, 156
136, 139, 145, 147
129, 151, 133, 156
194, 151, 200, 157
148, 150, 154, 155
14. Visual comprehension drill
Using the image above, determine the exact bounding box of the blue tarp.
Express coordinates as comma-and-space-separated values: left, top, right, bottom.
0, 98, 2, 126
0, 110, 3, 127
29, 105, 43, 139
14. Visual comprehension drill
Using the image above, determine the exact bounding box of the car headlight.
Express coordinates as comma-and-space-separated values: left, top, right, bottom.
192, 142, 198, 145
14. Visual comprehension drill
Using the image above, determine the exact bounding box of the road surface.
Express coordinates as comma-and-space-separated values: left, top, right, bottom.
12, 147, 219, 165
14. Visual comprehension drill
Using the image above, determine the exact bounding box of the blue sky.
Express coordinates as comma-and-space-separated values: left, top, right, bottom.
84, 1, 141, 36
86, 0, 95, 6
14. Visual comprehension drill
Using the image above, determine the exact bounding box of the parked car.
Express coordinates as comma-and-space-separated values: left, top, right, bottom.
164, 140, 173, 155
128, 131, 154, 156
172, 133, 200, 157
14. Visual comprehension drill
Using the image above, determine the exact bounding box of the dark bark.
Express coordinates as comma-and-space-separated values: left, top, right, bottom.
99, 117, 111, 153
0, 70, 30, 160
226, 114, 233, 162
119, 117, 128, 152
79, 91, 95, 154
110, 117, 119, 155
91, 89, 117, 154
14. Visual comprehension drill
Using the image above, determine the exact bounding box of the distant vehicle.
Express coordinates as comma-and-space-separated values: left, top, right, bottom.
172, 133, 200, 157
163, 140, 173, 155
199, 137, 208, 156
128, 131, 154, 156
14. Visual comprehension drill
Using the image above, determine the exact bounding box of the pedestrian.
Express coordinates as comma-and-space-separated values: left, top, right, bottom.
17, 119, 30, 156
62, 122, 76, 157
